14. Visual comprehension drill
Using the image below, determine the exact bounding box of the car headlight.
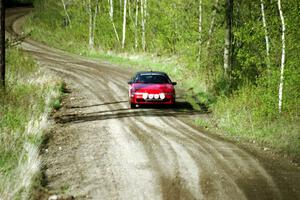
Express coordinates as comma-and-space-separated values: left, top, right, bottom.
142, 93, 148, 99
159, 93, 165, 99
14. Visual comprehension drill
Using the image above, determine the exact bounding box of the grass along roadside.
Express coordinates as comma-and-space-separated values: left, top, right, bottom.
0, 47, 62, 199
23, 9, 299, 160
196, 83, 300, 160
196, 112, 300, 162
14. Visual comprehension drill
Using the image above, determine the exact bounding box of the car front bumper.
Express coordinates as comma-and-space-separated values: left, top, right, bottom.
130, 93, 175, 105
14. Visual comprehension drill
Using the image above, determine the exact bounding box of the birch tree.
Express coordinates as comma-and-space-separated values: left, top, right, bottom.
204, 0, 219, 85
207, 0, 219, 48
141, 0, 147, 51
119, 0, 122, 13
223, 0, 233, 77
87, 0, 99, 49
121, 0, 127, 49
198, 0, 203, 61
277, 0, 286, 113
0, 0, 4, 88
134, 0, 139, 49
109, 0, 120, 45
87, 0, 93, 48
260, 0, 270, 69
61, 0, 72, 27
128, 0, 131, 20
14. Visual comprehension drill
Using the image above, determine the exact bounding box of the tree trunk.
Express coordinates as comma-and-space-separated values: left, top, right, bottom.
207, 0, 219, 48
109, 0, 121, 45
61, 0, 72, 27
141, 0, 147, 51
88, 0, 94, 49
260, 0, 270, 69
87, 0, 99, 49
92, 0, 99, 47
223, 0, 233, 78
121, 0, 127, 49
0, 0, 4, 88
119, 0, 122, 13
128, 0, 131, 21
135, 0, 139, 49
205, 0, 219, 86
198, 0, 202, 62
277, 0, 286, 113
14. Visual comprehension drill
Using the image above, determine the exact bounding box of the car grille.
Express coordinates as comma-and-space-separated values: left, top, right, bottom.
136, 98, 171, 103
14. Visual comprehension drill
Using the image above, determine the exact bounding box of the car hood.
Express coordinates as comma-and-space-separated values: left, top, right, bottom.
132, 83, 174, 93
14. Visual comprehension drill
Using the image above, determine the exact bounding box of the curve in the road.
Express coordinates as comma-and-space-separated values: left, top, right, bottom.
6, 8, 300, 200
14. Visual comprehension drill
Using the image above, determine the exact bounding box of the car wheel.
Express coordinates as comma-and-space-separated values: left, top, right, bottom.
130, 103, 136, 109
171, 101, 176, 108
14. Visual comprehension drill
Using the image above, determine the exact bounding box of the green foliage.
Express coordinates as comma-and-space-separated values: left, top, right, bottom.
52, 99, 62, 110
212, 66, 300, 155
51, 81, 67, 110
5, 48, 37, 83
0, 48, 60, 198
25, 0, 300, 156
0, 49, 36, 177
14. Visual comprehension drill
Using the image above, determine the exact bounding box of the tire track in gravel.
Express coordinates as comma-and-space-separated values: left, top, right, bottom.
137, 117, 281, 199
6, 7, 300, 200
132, 118, 255, 199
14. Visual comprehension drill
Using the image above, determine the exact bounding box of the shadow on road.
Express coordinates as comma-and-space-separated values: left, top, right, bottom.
67, 100, 129, 109
55, 100, 205, 124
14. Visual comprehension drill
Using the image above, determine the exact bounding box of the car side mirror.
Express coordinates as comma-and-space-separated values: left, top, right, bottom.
172, 82, 177, 85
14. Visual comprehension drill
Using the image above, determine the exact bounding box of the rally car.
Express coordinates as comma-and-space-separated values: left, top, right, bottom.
128, 71, 176, 108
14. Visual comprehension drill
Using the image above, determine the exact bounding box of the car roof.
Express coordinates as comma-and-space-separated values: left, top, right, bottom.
135, 71, 168, 76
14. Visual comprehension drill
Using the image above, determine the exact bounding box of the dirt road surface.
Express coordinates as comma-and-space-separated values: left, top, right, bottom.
6, 8, 300, 200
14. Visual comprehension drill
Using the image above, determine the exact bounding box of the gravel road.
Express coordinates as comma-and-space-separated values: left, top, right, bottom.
6, 8, 300, 200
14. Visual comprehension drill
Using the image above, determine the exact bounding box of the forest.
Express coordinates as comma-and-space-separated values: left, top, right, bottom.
1, 0, 299, 198
3, 0, 299, 155
24, 0, 299, 155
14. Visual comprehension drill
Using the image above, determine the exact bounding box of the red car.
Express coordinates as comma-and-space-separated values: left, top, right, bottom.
128, 71, 176, 108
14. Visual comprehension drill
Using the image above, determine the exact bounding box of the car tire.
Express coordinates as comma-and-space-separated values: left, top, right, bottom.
130, 103, 136, 109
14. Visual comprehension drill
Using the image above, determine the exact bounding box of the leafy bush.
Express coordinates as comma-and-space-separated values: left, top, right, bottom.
212, 67, 300, 155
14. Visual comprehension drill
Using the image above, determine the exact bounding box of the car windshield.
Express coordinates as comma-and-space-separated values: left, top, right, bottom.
135, 74, 170, 84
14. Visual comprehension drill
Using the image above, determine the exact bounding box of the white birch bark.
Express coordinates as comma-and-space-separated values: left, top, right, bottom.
128, 0, 131, 20
135, 0, 139, 49
120, 0, 122, 13
92, 0, 99, 44
223, 35, 230, 75
206, 0, 219, 84
109, 0, 121, 44
260, 0, 270, 68
207, 0, 219, 47
61, 0, 72, 27
88, 0, 94, 49
198, 0, 203, 61
277, 0, 286, 113
145, 0, 147, 47
87, 0, 99, 49
223, 0, 233, 77
122, 0, 127, 49
141, 0, 147, 51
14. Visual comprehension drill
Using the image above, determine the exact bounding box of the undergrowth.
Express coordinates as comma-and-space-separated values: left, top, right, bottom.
0, 47, 61, 199
24, 4, 300, 159
199, 68, 300, 157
